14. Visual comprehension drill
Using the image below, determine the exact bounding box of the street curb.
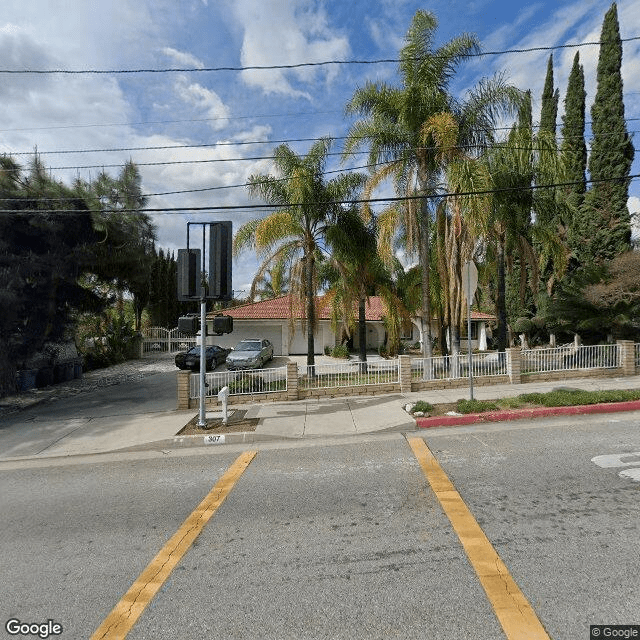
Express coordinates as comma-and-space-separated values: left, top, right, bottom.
415, 399, 640, 429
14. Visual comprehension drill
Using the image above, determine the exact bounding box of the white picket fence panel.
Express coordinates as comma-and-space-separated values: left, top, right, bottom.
521, 344, 619, 374
411, 352, 508, 381
299, 359, 400, 390
190, 367, 288, 398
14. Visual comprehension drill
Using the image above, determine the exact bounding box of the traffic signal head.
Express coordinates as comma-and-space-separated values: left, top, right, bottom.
208, 221, 232, 300
177, 249, 201, 301
212, 315, 233, 334
178, 315, 199, 334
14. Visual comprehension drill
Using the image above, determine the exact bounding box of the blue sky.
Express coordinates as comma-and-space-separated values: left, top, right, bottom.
1, 0, 639, 296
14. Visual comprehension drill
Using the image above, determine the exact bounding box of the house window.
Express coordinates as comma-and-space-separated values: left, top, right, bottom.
400, 322, 414, 340
460, 322, 478, 340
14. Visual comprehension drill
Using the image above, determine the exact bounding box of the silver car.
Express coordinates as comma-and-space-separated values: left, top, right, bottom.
226, 339, 274, 370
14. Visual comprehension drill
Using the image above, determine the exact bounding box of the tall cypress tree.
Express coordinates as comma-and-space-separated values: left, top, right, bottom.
580, 2, 634, 264
540, 54, 559, 135
561, 52, 588, 255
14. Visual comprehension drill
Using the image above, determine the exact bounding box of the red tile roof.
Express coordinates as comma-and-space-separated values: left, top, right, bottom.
210, 295, 385, 321
210, 295, 495, 322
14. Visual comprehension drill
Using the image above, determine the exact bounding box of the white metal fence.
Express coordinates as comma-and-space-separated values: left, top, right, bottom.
142, 327, 196, 353
189, 366, 288, 398
299, 359, 400, 390
636, 343, 640, 368
521, 344, 619, 374
412, 352, 508, 381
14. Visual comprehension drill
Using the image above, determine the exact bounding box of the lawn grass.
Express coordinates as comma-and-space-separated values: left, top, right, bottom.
450, 388, 640, 414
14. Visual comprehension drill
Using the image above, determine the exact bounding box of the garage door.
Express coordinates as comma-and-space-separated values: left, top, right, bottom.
258, 325, 283, 355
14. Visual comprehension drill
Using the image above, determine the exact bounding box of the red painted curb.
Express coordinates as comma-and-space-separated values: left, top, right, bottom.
415, 399, 640, 429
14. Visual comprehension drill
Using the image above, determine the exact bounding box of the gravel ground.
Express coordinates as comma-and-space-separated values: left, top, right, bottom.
0, 352, 177, 416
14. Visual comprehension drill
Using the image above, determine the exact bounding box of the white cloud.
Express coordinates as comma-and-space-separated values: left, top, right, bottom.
228, 0, 350, 98
366, 17, 403, 55
162, 47, 205, 69
174, 76, 230, 129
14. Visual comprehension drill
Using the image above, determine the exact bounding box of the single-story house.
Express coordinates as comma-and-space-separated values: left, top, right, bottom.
204, 295, 494, 355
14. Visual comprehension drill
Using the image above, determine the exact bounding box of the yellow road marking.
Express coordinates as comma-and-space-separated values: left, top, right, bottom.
407, 437, 550, 640
91, 450, 257, 640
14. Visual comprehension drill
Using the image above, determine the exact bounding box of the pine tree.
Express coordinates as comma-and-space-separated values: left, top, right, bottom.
561, 52, 588, 254
540, 54, 559, 135
580, 2, 634, 264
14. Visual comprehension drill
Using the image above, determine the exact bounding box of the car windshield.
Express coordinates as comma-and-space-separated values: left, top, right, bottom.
186, 347, 199, 355
236, 341, 261, 351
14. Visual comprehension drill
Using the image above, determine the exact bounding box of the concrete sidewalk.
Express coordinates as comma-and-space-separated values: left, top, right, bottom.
3, 372, 640, 460
158, 372, 640, 450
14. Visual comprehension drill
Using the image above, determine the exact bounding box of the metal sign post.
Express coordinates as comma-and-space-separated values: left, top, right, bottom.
462, 260, 478, 402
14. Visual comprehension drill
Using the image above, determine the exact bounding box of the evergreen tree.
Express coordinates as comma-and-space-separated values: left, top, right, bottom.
580, 2, 634, 264
534, 55, 573, 301
540, 54, 559, 135
561, 51, 588, 242
0, 156, 102, 396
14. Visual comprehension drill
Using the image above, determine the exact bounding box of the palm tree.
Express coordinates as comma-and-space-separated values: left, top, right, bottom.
235, 138, 365, 367
323, 207, 406, 367
344, 10, 520, 362
252, 261, 289, 301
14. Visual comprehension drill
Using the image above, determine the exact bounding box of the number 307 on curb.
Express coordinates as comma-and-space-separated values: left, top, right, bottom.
204, 434, 225, 445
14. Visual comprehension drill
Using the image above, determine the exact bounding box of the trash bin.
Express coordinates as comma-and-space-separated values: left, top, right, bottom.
17, 369, 38, 392
37, 367, 54, 388
63, 362, 74, 382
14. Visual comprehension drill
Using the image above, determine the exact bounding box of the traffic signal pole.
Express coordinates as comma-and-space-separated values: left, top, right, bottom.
198, 229, 207, 429
178, 221, 233, 430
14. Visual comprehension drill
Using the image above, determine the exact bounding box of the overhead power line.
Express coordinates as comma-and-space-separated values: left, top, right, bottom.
6, 118, 640, 156
3, 127, 638, 175
1, 36, 639, 75
0, 110, 342, 133
1, 174, 638, 215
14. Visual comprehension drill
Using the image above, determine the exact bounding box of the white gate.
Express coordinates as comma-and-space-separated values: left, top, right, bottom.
142, 327, 197, 353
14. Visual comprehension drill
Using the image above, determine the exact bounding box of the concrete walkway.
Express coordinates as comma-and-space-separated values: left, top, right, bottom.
3, 360, 640, 460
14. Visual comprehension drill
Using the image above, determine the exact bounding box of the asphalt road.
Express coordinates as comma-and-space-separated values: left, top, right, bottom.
0, 413, 638, 640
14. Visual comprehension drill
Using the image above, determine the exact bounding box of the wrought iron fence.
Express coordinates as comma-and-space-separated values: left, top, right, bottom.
142, 327, 196, 353
411, 352, 508, 381
189, 366, 288, 398
521, 344, 619, 374
635, 343, 640, 368
299, 359, 400, 390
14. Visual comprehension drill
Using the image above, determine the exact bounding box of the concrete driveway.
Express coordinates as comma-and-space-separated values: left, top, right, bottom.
0, 354, 184, 459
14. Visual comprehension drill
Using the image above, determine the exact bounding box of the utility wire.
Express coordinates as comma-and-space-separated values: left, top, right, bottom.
0, 110, 342, 133
1, 174, 638, 215
1, 36, 639, 74
3, 127, 637, 174
7, 118, 640, 156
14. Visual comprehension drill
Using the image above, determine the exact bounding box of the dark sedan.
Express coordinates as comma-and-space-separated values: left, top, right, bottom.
175, 345, 231, 371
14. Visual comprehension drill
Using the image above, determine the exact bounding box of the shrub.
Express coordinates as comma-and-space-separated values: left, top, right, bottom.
457, 398, 499, 414
513, 317, 534, 334
412, 400, 434, 413
331, 345, 350, 359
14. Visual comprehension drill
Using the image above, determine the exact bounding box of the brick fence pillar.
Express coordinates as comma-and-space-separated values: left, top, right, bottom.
400, 355, 412, 393
617, 340, 635, 376
177, 370, 191, 410
286, 362, 299, 401
506, 347, 521, 384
